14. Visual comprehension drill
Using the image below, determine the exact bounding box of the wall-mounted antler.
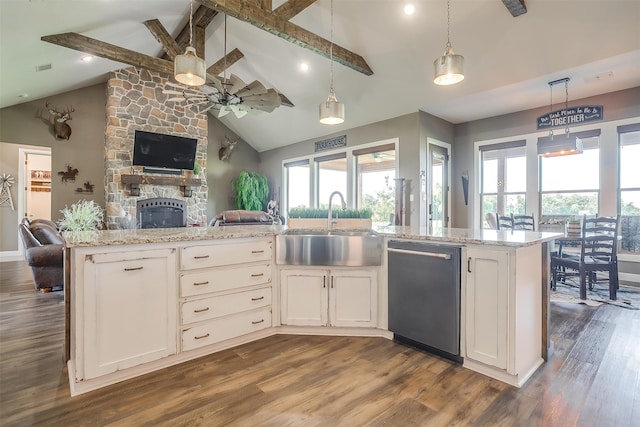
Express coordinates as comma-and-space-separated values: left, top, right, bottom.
219, 135, 241, 161
45, 101, 75, 140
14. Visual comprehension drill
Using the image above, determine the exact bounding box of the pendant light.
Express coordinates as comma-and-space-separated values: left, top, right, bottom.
537, 78, 583, 157
174, 0, 206, 86
319, 0, 345, 125
433, 0, 464, 86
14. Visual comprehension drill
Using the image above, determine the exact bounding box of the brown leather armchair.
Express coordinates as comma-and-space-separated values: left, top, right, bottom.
18, 219, 64, 292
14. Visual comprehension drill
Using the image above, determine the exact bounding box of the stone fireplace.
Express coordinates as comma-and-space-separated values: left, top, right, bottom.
104, 67, 208, 229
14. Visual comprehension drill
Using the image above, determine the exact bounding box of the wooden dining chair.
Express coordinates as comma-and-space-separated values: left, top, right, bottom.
513, 213, 535, 231
551, 216, 619, 300
496, 213, 514, 230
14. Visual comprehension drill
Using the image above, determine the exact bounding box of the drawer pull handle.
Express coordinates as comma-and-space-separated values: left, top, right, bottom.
193, 281, 209, 286
251, 296, 265, 301
194, 333, 210, 340
251, 273, 264, 277
252, 319, 265, 325
251, 250, 265, 254
193, 255, 210, 259
194, 307, 210, 313
124, 266, 143, 272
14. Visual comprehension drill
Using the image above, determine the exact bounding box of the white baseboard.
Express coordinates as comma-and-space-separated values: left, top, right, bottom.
0, 251, 23, 262
620, 272, 640, 284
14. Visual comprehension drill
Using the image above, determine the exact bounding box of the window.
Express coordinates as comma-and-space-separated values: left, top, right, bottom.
284, 160, 310, 209
619, 125, 640, 253
540, 133, 600, 219
315, 153, 347, 208
479, 141, 527, 228
354, 144, 396, 226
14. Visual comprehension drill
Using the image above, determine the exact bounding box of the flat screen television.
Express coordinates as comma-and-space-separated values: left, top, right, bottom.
133, 130, 197, 172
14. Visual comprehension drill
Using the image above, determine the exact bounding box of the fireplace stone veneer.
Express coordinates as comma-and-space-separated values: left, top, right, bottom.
104, 67, 208, 229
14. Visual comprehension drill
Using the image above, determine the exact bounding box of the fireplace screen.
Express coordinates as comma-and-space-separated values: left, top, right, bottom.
136, 198, 186, 229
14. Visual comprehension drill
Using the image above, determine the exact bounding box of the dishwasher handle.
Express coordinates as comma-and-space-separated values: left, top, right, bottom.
387, 247, 452, 260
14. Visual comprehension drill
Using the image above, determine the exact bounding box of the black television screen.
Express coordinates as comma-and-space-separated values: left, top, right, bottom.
133, 130, 197, 171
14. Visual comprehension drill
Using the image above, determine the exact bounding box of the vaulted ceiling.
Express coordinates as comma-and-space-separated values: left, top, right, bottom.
1, 0, 639, 152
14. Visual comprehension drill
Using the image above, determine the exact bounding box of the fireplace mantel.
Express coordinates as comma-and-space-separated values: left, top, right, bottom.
121, 174, 202, 197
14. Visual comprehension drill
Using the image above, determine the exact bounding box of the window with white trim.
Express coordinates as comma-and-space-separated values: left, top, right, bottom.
619, 124, 640, 253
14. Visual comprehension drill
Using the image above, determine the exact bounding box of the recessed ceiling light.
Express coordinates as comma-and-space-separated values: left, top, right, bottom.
404, 4, 415, 15
300, 62, 309, 72
81, 55, 93, 62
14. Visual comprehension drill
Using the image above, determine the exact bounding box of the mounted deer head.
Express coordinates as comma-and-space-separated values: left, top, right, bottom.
219, 135, 240, 161
45, 101, 74, 140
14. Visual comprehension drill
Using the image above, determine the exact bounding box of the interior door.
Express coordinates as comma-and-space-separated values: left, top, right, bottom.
428, 143, 449, 232
24, 152, 52, 221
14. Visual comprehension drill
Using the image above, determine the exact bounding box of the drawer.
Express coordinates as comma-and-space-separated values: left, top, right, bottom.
182, 307, 272, 352
182, 287, 272, 325
181, 239, 272, 270
180, 263, 271, 297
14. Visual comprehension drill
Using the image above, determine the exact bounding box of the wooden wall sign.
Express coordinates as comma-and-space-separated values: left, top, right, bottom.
314, 135, 346, 152
537, 105, 603, 130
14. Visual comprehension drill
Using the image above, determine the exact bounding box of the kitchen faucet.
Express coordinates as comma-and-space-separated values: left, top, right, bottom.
327, 191, 346, 229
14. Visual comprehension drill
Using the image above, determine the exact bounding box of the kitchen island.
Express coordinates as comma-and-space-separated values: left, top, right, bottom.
63, 225, 559, 395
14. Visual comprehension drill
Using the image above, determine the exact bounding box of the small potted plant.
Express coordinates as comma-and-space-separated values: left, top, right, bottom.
58, 200, 104, 232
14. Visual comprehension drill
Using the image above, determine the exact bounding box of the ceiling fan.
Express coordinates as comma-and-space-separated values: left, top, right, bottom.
164, 74, 281, 119
164, 12, 281, 119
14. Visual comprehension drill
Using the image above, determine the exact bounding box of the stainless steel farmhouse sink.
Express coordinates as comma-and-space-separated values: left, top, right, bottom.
276, 229, 383, 266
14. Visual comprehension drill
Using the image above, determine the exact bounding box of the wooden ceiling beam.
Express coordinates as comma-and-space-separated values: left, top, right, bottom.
163, 5, 218, 60
274, 0, 317, 20
207, 48, 245, 75
41, 32, 175, 75
198, 0, 373, 76
501, 0, 527, 17
144, 19, 182, 60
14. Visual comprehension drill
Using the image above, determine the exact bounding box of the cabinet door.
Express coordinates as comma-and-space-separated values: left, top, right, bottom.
83, 248, 177, 379
465, 247, 509, 369
329, 270, 378, 327
280, 269, 328, 326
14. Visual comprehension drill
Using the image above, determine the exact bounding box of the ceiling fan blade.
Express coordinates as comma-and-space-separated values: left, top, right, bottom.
227, 74, 247, 95
167, 97, 187, 102
218, 106, 231, 118
242, 88, 281, 105
235, 80, 268, 98
199, 103, 219, 114
230, 105, 248, 119
206, 75, 224, 93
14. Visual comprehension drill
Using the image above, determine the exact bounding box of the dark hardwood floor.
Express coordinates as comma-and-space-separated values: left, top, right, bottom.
1, 260, 639, 426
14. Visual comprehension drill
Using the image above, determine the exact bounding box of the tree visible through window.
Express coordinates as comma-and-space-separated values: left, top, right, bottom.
619, 127, 640, 253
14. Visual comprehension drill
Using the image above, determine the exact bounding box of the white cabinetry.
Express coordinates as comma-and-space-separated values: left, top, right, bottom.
179, 238, 273, 352
81, 248, 177, 379
464, 244, 543, 387
280, 268, 377, 328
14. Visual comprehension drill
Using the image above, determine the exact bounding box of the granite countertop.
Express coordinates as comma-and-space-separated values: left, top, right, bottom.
64, 224, 562, 248
373, 226, 562, 248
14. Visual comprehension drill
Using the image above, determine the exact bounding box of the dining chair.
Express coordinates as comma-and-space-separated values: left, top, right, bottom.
513, 213, 535, 231
551, 216, 619, 300
496, 213, 514, 230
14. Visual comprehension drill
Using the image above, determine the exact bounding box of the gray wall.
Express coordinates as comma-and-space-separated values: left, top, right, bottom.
207, 119, 261, 219
0, 84, 107, 251
452, 86, 640, 228
259, 112, 453, 226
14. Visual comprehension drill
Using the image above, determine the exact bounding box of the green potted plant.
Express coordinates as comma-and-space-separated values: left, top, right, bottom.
232, 171, 269, 211
58, 200, 104, 231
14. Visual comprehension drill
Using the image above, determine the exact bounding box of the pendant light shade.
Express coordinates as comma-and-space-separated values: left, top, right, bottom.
433, 0, 464, 86
174, 47, 206, 86
174, 0, 206, 87
433, 44, 464, 85
319, 90, 345, 124
319, 0, 345, 125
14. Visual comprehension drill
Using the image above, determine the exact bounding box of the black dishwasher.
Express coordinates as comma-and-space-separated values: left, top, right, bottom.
387, 240, 462, 363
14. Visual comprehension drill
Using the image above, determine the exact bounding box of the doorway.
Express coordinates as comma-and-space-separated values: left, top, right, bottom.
427, 140, 451, 233
19, 149, 52, 223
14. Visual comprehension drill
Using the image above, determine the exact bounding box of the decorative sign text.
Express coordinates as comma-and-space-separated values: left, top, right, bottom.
315, 135, 347, 152
537, 105, 603, 130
